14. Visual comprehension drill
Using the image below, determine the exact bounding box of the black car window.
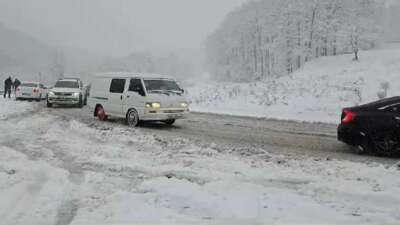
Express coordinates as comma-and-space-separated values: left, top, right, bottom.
129, 79, 144, 92
109, 79, 126, 93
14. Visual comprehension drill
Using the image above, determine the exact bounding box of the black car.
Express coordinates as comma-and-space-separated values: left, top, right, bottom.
338, 96, 400, 156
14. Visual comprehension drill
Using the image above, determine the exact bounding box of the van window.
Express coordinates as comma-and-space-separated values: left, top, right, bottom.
144, 79, 182, 93
129, 79, 144, 92
109, 79, 126, 93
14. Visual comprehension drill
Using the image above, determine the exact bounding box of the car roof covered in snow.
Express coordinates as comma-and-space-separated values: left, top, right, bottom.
95, 72, 174, 80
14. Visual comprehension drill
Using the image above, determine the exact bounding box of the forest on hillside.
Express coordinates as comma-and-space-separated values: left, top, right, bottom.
206, 0, 384, 82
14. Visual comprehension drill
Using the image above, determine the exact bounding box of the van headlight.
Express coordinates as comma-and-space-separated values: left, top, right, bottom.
146, 102, 161, 109
48, 91, 55, 96
73, 92, 80, 98
180, 102, 188, 108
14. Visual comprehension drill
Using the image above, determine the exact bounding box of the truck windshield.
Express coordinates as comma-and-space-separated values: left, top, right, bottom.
54, 81, 79, 88
144, 79, 182, 93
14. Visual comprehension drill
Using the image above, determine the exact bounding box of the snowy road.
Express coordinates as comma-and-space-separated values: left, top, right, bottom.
48, 105, 397, 165
1, 100, 400, 225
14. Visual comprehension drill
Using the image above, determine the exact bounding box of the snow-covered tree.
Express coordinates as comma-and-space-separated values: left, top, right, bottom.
206, 0, 384, 81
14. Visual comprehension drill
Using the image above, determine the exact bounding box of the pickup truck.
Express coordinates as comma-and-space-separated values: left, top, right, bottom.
47, 78, 87, 108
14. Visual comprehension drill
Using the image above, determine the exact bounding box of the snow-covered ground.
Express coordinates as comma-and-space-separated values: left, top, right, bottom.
0, 97, 34, 120
188, 45, 400, 123
1, 100, 400, 224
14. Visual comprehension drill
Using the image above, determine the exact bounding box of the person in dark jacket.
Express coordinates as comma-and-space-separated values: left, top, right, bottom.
4, 76, 12, 98
13, 78, 21, 93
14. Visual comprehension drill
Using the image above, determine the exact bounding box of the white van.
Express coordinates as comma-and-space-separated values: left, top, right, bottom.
88, 73, 189, 126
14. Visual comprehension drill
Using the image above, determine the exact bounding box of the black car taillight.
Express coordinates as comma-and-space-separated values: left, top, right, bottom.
342, 110, 356, 124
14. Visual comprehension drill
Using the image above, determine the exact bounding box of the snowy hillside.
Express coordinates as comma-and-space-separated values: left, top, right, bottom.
188, 45, 400, 123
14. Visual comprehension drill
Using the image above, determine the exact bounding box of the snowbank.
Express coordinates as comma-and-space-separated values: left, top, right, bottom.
188, 45, 400, 123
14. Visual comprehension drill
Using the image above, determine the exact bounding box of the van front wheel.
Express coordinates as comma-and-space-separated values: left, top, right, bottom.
96, 105, 108, 121
126, 109, 139, 127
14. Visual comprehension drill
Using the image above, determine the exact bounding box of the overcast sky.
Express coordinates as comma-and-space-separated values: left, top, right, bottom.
0, 0, 247, 56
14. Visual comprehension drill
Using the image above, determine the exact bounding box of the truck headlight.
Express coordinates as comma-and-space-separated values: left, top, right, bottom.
146, 102, 161, 109
73, 92, 80, 97
180, 102, 188, 108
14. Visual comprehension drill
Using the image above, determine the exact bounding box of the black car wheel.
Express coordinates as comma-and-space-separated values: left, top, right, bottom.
371, 135, 398, 156
355, 136, 372, 155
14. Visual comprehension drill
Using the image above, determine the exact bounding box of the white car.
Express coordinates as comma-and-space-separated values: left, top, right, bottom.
16, 82, 48, 101
88, 73, 189, 126
47, 78, 87, 108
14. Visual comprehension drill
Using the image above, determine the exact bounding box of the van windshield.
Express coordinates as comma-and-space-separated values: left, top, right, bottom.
54, 81, 79, 88
144, 79, 182, 93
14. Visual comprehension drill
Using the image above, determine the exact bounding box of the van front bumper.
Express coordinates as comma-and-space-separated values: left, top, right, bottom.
142, 108, 189, 121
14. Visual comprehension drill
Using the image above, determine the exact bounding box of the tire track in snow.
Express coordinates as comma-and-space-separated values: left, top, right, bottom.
0, 111, 83, 225
0, 169, 49, 225
55, 200, 79, 225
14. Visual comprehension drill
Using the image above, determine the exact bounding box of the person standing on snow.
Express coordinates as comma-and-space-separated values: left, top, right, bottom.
4, 76, 12, 98
13, 78, 21, 93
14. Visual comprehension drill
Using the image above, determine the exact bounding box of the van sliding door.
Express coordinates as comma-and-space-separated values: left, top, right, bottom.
108, 78, 127, 116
